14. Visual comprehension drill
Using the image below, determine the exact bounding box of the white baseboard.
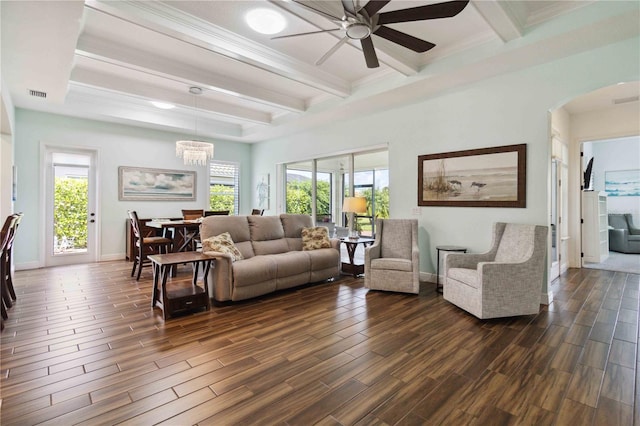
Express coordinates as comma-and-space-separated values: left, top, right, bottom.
15, 261, 41, 271
420, 272, 436, 284
540, 291, 553, 305
101, 253, 126, 262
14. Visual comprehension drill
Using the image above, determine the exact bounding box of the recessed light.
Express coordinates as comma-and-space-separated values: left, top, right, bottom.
245, 8, 286, 35
151, 101, 175, 110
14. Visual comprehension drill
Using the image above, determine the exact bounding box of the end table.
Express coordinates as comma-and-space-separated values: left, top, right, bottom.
436, 245, 467, 294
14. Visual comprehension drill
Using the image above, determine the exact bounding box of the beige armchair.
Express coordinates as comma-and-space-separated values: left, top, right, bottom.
364, 219, 420, 294
444, 222, 547, 319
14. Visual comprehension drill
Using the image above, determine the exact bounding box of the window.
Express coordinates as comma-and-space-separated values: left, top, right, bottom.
210, 161, 239, 214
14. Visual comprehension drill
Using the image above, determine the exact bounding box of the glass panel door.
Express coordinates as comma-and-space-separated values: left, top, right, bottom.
45, 149, 97, 266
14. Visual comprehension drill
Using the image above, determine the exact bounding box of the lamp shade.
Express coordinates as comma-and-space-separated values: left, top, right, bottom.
342, 196, 367, 213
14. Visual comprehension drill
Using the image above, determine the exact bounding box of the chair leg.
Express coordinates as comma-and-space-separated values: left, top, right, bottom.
136, 247, 144, 281
6, 252, 16, 301
131, 256, 137, 277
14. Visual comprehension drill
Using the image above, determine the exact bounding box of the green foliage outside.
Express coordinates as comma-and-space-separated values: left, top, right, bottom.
286, 179, 389, 230
210, 184, 235, 212
54, 177, 88, 249
286, 180, 330, 215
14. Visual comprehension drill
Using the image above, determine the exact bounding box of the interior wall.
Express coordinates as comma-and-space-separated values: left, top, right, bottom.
253, 36, 640, 289
590, 136, 640, 218
568, 99, 640, 267
13, 109, 251, 268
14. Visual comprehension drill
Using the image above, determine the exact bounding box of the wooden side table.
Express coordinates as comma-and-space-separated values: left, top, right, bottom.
436, 245, 467, 294
148, 252, 214, 319
341, 237, 376, 277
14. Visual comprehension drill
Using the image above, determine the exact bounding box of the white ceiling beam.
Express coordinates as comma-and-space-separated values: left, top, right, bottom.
472, 0, 523, 42
75, 34, 305, 114
71, 65, 273, 125
85, 0, 351, 99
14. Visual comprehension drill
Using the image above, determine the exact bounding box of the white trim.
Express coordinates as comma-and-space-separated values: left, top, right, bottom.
541, 291, 554, 305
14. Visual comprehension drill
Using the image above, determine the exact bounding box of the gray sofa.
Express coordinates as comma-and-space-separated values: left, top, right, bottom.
199, 214, 340, 302
608, 213, 640, 254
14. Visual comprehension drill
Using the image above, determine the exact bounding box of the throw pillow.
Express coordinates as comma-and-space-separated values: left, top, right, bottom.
301, 226, 331, 251
202, 232, 244, 262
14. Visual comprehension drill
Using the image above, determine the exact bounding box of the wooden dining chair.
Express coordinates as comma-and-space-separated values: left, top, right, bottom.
1, 214, 19, 321
128, 210, 173, 280
204, 210, 230, 216
181, 209, 205, 251
1, 213, 22, 309
181, 209, 204, 220
251, 209, 264, 216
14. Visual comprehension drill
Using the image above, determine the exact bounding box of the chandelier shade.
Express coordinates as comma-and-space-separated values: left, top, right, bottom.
176, 140, 214, 166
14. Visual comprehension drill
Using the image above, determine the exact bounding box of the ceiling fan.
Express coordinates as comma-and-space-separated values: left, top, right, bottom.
273, 0, 470, 68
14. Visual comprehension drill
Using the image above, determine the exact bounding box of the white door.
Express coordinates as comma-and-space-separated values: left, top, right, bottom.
44, 148, 98, 266
550, 159, 560, 281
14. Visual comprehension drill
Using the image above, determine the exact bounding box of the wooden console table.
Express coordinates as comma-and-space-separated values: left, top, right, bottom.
148, 252, 214, 320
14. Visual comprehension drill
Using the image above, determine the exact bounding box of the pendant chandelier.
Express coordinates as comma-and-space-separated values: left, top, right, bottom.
176, 86, 214, 166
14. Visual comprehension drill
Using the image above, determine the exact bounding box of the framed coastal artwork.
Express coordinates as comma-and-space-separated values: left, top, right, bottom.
605, 169, 640, 197
418, 144, 526, 208
118, 166, 196, 201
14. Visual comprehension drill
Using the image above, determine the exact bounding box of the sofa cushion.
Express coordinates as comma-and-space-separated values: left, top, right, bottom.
301, 226, 331, 250
248, 216, 289, 255
281, 214, 313, 251
202, 232, 243, 262
232, 256, 277, 288
200, 216, 254, 259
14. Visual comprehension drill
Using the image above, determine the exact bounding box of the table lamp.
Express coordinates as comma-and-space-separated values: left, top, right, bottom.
342, 196, 367, 239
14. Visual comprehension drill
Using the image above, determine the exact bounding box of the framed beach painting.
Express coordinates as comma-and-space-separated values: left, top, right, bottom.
418, 144, 526, 208
605, 169, 640, 197
118, 166, 196, 201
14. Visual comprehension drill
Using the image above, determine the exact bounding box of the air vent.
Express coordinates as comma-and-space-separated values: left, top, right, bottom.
28, 89, 47, 98
613, 95, 639, 105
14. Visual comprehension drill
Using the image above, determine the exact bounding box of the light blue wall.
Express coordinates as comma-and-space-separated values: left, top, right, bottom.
14, 110, 251, 267
252, 36, 640, 276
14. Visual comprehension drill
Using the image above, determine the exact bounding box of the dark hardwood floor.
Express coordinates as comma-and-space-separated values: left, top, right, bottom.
1, 261, 638, 425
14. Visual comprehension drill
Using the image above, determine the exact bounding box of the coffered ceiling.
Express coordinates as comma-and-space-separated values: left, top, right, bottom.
1, 1, 638, 142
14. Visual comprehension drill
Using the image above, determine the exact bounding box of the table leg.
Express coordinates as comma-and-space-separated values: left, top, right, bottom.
151, 262, 160, 308
202, 260, 212, 311
160, 265, 170, 320
345, 243, 358, 278
436, 249, 442, 293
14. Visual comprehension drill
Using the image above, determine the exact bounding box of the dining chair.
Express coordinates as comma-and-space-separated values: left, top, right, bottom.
181, 209, 204, 220
204, 210, 230, 216
128, 210, 173, 280
181, 209, 205, 251
1, 214, 19, 320
251, 209, 264, 216
1, 213, 22, 308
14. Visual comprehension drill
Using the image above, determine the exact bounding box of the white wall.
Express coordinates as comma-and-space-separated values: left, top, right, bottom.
14, 110, 252, 268
252, 36, 640, 291
590, 136, 640, 218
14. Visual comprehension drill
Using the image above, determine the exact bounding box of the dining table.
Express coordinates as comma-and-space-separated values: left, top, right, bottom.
146, 219, 202, 253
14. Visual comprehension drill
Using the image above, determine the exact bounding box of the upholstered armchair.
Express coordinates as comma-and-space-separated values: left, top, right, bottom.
444, 222, 548, 319
364, 219, 420, 294
608, 214, 640, 254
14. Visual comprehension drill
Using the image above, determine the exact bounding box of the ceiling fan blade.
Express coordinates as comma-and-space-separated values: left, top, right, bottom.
272, 28, 341, 40
316, 36, 349, 65
361, 36, 379, 68
363, 0, 390, 17
341, 0, 356, 17
377, 0, 469, 25
373, 25, 435, 52
292, 0, 344, 21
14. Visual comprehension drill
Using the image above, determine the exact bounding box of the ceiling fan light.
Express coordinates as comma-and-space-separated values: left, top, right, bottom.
246, 8, 286, 35
346, 23, 370, 40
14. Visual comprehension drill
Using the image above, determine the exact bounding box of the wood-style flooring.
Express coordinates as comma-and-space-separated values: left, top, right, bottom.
0, 261, 638, 425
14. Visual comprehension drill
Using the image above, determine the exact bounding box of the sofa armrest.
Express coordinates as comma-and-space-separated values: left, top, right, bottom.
445, 251, 494, 271
608, 228, 629, 252
202, 251, 234, 301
